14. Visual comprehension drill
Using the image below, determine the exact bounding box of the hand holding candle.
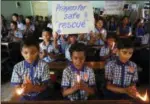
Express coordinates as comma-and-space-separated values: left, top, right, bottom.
77, 74, 81, 83
16, 87, 24, 95
111, 42, 115, 50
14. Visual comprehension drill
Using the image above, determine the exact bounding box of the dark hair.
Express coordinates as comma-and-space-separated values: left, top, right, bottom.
11, 21, 17, 27
122, 16, 129, 21
26, 16, 31, 20
42, 27, 53, 35
12, 13, 18, 18
20, 37, 39, 51
69, 43, 87, 57
117, 38, 134, 49
106, 32, 116, 40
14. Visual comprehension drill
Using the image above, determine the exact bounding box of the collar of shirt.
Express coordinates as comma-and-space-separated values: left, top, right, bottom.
42, 41, 52, 47
69, 62, 85, 73
24, 59, 39, 68
116, 58, 130, 66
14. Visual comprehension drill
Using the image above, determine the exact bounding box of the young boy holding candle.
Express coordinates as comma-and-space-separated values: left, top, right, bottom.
61, 43, 96, 101
104, 38, 138, 100
39, 28, 59, 63
99, 34, 117, 61
10, 38, 52, 101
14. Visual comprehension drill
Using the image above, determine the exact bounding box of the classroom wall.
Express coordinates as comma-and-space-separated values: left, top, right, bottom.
1, 1, 32, 21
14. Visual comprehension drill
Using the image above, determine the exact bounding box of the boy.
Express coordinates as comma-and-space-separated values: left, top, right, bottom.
39, 28, 59, 63
104, 38, 138, 100
99, 34, 117, 61
4, 21, 23, 42
11, 38, 51, 101
61, 43, 96, 101
64, 34, 78, 61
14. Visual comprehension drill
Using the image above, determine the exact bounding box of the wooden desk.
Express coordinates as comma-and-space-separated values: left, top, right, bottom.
49, 61, 105, 70
1, 100, 145, 104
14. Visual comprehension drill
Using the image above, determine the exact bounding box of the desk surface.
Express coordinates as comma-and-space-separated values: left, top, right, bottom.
49, 61, 105, 70
1, 100, 144, 104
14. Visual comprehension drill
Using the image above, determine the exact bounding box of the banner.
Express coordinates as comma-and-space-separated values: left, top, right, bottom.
52, 1, 94, 34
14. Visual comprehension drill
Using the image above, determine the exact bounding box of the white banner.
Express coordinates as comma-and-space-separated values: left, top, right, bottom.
104, 1, 125, 15
52, 1, 94, 34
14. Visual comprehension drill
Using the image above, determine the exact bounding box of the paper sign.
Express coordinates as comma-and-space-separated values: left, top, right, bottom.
52, 1, 94, 34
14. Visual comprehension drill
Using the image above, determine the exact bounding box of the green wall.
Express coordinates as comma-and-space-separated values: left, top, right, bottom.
1, 1, 32, 21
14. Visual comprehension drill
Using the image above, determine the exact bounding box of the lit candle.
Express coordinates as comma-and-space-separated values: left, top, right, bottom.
16, 88, 24, 95
128, 32, 132, 36
136, 90, 149, 102
77, 74, 81, 83
111, 42, 115, 50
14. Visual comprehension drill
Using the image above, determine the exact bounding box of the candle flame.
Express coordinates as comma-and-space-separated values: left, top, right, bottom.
137, 90, 149, 102
111, 42, 115, 50
128, 32, 131, 36
16, 88, 24, 95
77, 75, 81, 83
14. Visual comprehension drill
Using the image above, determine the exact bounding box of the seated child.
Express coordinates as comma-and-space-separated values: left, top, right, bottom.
11, 38, 51, 101
4, 21, 23, 42
64, 34, 78, 61
99, 34, 117, 61
61, 43, 96, 101
104, 38, 138, 100
39, 28, 59, 63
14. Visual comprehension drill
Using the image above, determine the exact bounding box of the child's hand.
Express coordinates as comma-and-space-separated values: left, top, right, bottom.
79, 81, 88, 90
22, 75, 33, 94
125, 86, 137, 98
72, 82, 80, 92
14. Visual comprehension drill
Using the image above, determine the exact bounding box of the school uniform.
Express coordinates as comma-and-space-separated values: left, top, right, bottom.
104, 58, 138, 99
17, 22, 25, 31
23, 25, 35, 38
39, 41, 59, 63
118, 25, 132, 36
61, 63, 96, 101
11, 59, 51, 101
87, 28, 107, 45
6, 30, 23, 42
100, 44, 118, 61
135, 27, 145, 44
65, 44, 72, 61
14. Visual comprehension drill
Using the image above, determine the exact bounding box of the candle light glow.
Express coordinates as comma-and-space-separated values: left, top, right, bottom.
77, 74, 81, 83
136, 90, 149, 102
16, 88, 24, 95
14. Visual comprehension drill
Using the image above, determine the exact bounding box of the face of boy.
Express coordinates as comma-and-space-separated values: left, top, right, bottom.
69, 36, 77, 44
96, 20, 103, 29
12, 16, 17, 22
21, 46, 39, 64
107, 38, 115, 46
10, 23, 16, 30
42, 31, 51, 42
118, 48, 134, 63
72, 51, 85, 70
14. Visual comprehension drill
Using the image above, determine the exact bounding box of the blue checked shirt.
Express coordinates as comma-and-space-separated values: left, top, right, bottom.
11, 59, 50, 96
100, 45, 118, 62
39, 41, 59, 63
105, 59, 138, 88
61, 64, 96, 101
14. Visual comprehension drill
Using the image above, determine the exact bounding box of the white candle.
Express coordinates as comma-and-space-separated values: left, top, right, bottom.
128, 32, 132, 36
16, 88, 24, 95
111, 42, 115, 50
77, 74, 81, 83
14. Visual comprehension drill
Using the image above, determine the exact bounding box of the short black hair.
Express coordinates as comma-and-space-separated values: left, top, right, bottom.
12, 13, 18, 17
11, 21, 17, 27
42, 27, 53, 35
69, 43, 87, 57
20, 37, 39, 51
106, 32, 116, 40
68, 34, 78, 38
117, 38, 134, 49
